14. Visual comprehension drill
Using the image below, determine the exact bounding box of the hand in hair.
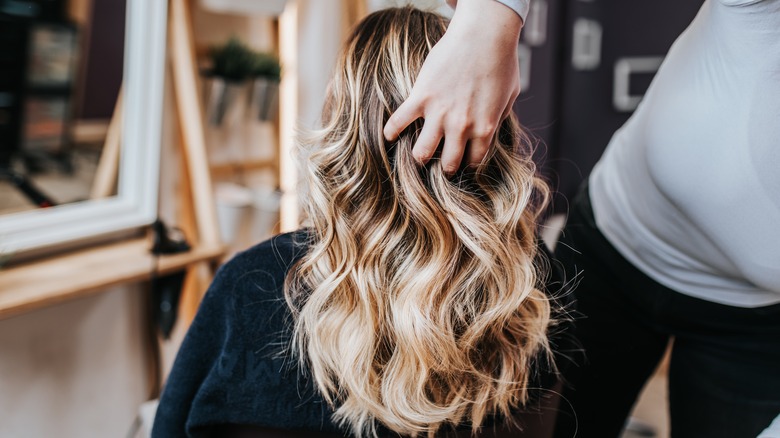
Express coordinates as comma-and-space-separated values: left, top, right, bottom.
382, 0, 523, 176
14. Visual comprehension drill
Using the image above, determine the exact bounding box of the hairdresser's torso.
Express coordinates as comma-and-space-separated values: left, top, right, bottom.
590, 0, 780, 307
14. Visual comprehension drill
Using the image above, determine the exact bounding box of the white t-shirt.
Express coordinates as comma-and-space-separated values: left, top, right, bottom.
493, 0, 530, 20
589, 0, 780, 307
447, 0, 530, 22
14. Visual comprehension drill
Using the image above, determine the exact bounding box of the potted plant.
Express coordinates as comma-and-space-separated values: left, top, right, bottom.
249, 51, 281, 122
203, 38, 282, 125
203, 38, 256, 126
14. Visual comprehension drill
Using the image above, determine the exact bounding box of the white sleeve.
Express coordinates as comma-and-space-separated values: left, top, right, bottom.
493, 0, 530, 22
716, 0, 766, 5
757, 413, 780, 438
446, 0, 530, 23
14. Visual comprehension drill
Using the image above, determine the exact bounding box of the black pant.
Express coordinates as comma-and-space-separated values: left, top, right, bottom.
552, 184, 780, 438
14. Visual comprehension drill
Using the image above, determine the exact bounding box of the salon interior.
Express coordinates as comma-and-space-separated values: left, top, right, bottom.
1, 0, 777, 437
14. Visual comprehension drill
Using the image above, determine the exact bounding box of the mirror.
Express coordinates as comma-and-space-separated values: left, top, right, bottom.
0, 0, 167, 254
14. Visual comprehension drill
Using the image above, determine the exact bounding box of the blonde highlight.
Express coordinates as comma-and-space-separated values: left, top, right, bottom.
286, 7, 552, 437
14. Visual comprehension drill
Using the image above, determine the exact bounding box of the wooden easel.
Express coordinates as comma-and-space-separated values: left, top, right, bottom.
91, 0, 223, 325
167, 0, 223, 324
90, 88, 121, 199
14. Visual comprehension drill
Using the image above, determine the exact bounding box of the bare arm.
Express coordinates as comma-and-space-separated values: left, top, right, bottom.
383, 0, 523, 175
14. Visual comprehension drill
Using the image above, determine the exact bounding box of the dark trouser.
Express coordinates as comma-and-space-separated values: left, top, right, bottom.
551, 184, 780, 438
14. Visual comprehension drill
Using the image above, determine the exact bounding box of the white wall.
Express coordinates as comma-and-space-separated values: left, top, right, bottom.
0, 286, 150, 438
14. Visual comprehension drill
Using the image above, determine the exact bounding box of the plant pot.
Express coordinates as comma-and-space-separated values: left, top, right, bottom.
214, 182, 253, 244
200, 0, 288, 16
249, 185, 282, 241
249, 78, 279, 123
204, 77, 246, 126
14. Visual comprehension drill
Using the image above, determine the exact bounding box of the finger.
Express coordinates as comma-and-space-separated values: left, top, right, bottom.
440, 130, 467, 176
412, 120, 443, 165
384, 98, 423, 141
466, 136, 491, 168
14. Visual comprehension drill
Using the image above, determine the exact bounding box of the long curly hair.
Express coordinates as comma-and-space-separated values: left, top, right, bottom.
285, 6, 552, 437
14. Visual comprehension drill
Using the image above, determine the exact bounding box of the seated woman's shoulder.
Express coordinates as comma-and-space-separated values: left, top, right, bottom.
213, 230, 312, 298
224, 230, 311, 275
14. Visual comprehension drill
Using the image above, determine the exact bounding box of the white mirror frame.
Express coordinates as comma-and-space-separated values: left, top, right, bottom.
0, 0, 168, 254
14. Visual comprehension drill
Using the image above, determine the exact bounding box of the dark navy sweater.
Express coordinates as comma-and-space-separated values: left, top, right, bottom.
152, 231, 343, 437
152, 231, 572, 438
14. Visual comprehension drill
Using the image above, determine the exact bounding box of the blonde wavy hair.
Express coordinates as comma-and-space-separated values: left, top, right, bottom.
285, 6, 552, 437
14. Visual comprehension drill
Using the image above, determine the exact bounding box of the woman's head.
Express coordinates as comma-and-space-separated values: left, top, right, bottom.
318, 6, 446, 156
287, 6, 552, 437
